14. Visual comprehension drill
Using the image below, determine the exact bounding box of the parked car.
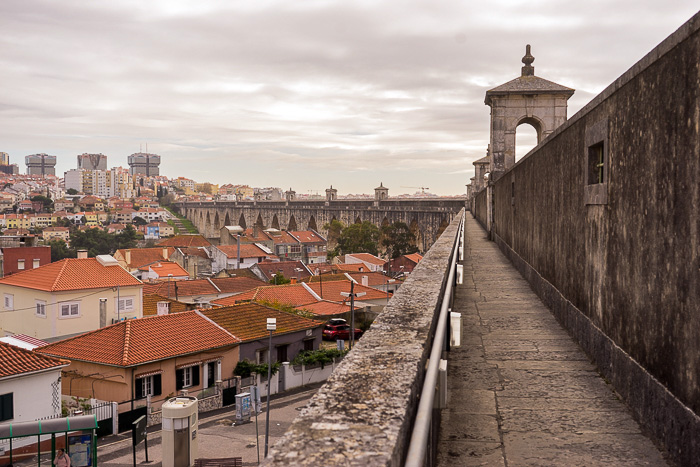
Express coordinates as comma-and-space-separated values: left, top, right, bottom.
323, 324, 363, 341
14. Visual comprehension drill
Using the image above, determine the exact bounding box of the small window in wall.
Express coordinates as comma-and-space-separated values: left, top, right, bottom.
588, 143, 605, 185
584, 118, 609, 205
33, 258, 40, 269
0, 393, 13, 422
277, 344, 288, 363
303, 339, 314, 352
4, 294, 13, 311
36, 300, 46, 317
135, 374, 162, 399
17, 259, 24, 270
60, 302, 80, 318
117, 297, 135, 312
176, 366, 200, 390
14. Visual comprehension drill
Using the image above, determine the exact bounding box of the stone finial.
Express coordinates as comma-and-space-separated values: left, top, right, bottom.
521, 44, 535, 76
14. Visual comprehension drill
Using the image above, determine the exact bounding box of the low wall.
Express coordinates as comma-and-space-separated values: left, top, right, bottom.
261, 210, 463, 466
475, 12, 700, 466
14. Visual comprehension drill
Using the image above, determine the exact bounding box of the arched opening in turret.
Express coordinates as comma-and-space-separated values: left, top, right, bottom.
255, 213, 265, 230
271, 214, 280, 230
308, 215, 317, 232
224, 212, 231, 226
515, 118, 542, 163
435, 218, 450, 240
354, 216, 362, 224
288, 215, 298, 231
238, 213, 247, 230
213, 212, 220, 231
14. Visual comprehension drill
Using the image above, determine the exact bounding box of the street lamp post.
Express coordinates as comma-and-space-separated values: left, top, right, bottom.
264, 317, 276, 458
341, 282, 366, 349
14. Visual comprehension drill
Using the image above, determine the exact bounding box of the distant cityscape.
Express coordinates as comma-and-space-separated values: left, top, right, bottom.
0, 150, 457, 203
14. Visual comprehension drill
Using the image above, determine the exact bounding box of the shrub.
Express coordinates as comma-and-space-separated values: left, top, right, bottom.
233, 359, 280, 378
291, 348, 348, 367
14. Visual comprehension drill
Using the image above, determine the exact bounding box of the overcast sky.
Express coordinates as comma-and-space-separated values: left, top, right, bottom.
1, 1, 697, 195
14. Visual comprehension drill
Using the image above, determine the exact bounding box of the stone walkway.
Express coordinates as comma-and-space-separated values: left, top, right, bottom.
437, 217, 671, 466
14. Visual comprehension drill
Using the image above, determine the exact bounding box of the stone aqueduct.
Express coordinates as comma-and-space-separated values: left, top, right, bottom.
176, 198, 465, 251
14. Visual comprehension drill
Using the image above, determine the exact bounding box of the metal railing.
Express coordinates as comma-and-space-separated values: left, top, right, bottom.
405, 212, 464, 467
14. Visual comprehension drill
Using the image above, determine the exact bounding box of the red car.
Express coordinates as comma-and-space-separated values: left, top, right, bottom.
322, 324, 364, 341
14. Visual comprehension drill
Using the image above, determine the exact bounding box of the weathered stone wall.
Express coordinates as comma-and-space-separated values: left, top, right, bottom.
475, 12, 700, 465
260, 210, 463, 466
177, 199, 464, 251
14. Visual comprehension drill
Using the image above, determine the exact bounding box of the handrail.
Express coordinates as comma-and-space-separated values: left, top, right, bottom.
404, 212, 464, 467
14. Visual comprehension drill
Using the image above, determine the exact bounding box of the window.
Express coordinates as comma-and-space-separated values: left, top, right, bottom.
36, 300, 46, 317
588, 143, 605, 185
584, 118, 609, 205
117, 297, 135, 312
277, 344, 288, 363
4, 294, 13, 311
0, 393, 13, 422
303, 339, 314, 352
135, 374, 162, 399
60, 302, 80, 317
17, 259, 24, 270
175, 366, 200, 390
256, 348, 269, 365
33, 258, 40, 269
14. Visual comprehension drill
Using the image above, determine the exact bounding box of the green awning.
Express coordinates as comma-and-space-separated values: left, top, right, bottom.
0, 415, 97, 439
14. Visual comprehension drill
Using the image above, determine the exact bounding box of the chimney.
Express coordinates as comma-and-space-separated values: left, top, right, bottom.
162, 247, 169, 259
77, 250, 88, 259
362, 275, 369, 287
291, 277, 297, 284
125, 250, 131, 265
253, 224, 258, 237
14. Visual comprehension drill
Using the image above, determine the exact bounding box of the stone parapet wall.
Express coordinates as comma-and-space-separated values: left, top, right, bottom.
260, 210, 463, 466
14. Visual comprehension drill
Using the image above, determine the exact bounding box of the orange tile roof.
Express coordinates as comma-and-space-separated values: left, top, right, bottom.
297, 301, 355, 317
404, 253, 423, 263
267, 231, 299, 245
143, 279, 217, 298
178, 247, 210, 259
211, 283, 318, 307
0, 341, 68, 378
115, 247, 173, 268
346, 272, 394, 287
347, 253, 385, 266
253, 261, 311, 281
289, 231, 325, 243
142, 294, 190, 316
217, 243, 272, 259
0, 258, 143, 292
141, 261, 189, 278
210, 277, 265, 294
157, 235, 212, 248
201, 303, 321, 342
305, 280, 388, 302
37, 311, 239, 367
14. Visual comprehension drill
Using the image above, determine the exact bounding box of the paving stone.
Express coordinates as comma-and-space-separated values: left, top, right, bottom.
438, 217, 669, 467
436, 441, 505, 466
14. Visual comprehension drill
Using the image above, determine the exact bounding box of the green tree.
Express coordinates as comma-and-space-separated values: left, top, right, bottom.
336, 221, 380, 256
69, 226, 137, 257
49, 239, 74, 262
114, 225, 139, 250
132, 216, 148, 226
66, 188, 79, 195
381, 222, 419, 259
269, 273, 291, 285
31, 195, 53, 212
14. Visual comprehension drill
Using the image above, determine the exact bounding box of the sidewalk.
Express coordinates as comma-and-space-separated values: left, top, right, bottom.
437, 217, 671, 466
12, 384, 323, 467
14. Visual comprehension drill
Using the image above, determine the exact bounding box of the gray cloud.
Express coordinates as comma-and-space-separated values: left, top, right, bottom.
0, 0, 697, 195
